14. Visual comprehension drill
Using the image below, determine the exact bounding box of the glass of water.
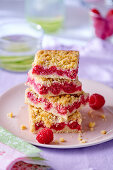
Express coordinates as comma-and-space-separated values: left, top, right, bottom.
25, 0, 65, 33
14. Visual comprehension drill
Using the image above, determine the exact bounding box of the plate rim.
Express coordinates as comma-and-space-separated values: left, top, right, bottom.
0, 79, 113, 149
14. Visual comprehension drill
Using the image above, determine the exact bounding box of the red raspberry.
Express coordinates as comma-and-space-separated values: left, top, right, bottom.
36, 128, 53, 144
39, 85, 48, 95
89, 93, 105, 110
106, 9, 113, 18
51, 122, 65, 131
90, 8, 101, 15
68, 122, 81, 130
50, 83, 61, 95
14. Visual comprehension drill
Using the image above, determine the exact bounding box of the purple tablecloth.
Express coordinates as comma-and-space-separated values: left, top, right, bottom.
0, 38, 113, 170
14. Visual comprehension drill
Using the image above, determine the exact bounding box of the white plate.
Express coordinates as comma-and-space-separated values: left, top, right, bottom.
0, 79, 113, 149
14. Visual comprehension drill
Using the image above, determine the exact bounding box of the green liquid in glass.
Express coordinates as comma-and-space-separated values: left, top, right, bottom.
27, 17, 63, 33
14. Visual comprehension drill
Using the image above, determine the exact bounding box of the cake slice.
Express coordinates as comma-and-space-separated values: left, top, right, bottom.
27, 70, 82, 96
28, 105, 82, 133
32, 50, 79, 79
25, 88, 89, 119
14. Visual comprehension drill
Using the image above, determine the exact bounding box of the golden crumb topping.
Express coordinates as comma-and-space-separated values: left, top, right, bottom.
20, 125, 27, 130
48, 94, 82, 105
29, 105, 81, 128
33, 50, 79, 70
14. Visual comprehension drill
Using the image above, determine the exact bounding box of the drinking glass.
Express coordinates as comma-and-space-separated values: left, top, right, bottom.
25, 0, 65, 33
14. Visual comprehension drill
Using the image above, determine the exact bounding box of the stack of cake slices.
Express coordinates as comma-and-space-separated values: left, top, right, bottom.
25, 50, 89, 133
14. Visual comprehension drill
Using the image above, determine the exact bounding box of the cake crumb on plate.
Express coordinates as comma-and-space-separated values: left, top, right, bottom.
80, 139, 87, 143
78, 133, 82, 141
7, 112, 14, 118
54, 140, 59, 144
89, 122, 95, 128
100, 114, 106, 120
20, 125, 27, 130
90, 128, 94, 131
59, 138, 65, 142
101, 130, 107, 134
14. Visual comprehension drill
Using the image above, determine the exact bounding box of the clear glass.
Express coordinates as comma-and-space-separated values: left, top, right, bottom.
0, 19, 43, 72
89, 2, 113, 42
25, 0, 65, 33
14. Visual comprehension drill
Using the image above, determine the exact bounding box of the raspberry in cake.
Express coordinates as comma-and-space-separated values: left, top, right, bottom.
28, 105, 82, 133
27, 70, 82, 96
32, 50, 79, 79
25, 88, 89, 119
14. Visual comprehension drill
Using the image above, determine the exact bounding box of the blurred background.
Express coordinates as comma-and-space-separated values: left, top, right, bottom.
0, 0, 113, 92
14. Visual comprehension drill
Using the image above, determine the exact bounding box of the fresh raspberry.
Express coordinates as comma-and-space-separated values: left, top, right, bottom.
36, 128, 53, 144
67, 70, 77, 79
39, 85, 48, 95
32, 65, 43, 74
57, 69, 63, 76
50, 83, 61, 95
44, 102, 52, 110
90, 8, 101, 15
51, 122, 65, 131
89, 93, 105, 110
106, 9, 113, 18
63, 82, 76, 93
48, 66, 56, 74
106, 9, 113, 37
68, 121, 81, 130
94, 18, 109, 39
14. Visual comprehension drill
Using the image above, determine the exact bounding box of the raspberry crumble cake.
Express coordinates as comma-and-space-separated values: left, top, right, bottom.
25, 50, 89, 135
27, 70, 82, 96
29, 105, 82, 133
25, 88, 89, 119
32, 50, 79, 79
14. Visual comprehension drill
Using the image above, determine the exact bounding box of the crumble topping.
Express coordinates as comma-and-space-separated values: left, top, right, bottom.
101, 130, 107, 134
59, 138, 65, 142
7, 112, 14, 118
33, 50, 79, 70
20, 125, 27, 130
